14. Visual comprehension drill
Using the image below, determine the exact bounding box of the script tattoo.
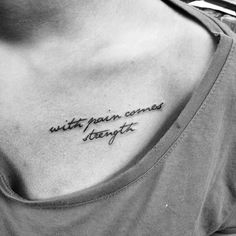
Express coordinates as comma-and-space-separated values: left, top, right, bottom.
83, 122, 138, 145
49, 102, 164, 145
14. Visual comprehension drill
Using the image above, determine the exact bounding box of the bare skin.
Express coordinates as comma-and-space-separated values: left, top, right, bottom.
0, 0, 216, 199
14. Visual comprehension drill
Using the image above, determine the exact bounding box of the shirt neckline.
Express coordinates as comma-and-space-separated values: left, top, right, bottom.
0, 1, 234, 208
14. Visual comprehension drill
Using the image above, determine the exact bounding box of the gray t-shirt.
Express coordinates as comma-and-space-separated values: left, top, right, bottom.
0, 0, 236, 235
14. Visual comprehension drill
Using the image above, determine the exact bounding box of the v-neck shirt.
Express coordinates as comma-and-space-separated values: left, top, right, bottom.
0, 0, 235, 235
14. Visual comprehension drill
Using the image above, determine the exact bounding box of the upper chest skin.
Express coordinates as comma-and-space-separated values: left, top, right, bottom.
0, 13, 216, 199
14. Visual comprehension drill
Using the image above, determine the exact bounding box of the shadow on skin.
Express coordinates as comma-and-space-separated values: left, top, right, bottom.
0, 149, 28, 199
0, 0, 62, 43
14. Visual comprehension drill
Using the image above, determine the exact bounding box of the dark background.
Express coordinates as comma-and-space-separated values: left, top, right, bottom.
180, 0, 236, 32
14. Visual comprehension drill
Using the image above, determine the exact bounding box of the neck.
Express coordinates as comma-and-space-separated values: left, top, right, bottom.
0, 0, 168, 44
0, 0, 178, 111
